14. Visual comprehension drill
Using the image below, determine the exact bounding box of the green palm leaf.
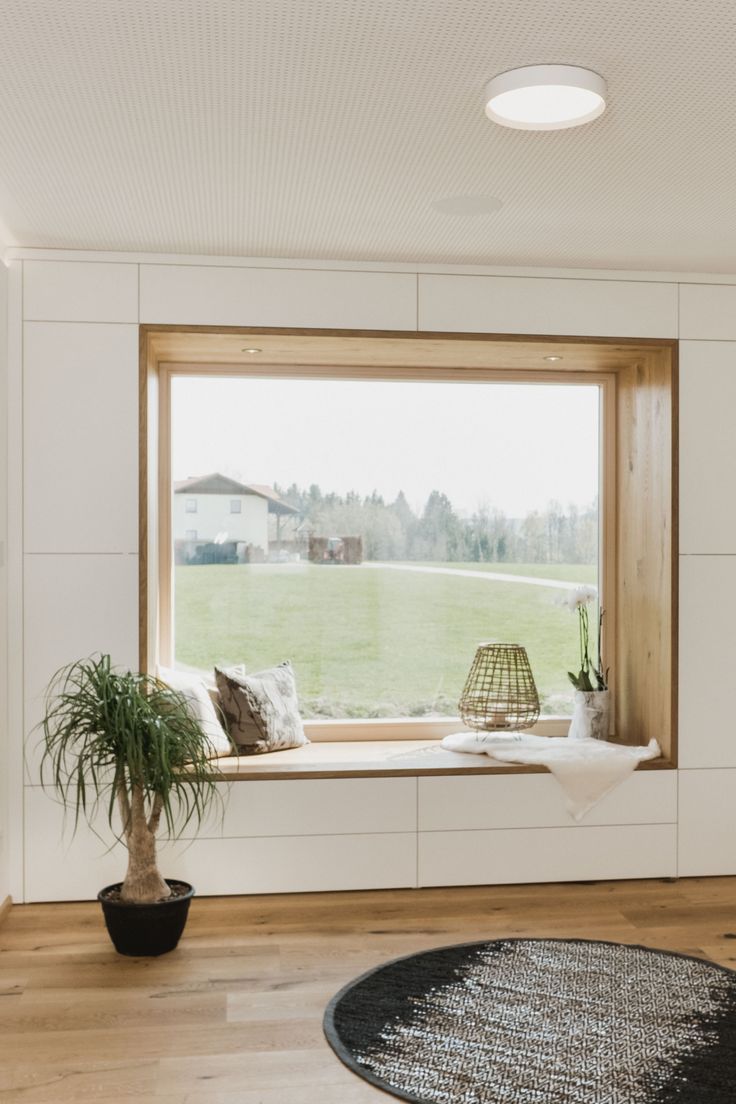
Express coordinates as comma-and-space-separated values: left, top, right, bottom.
39, 654, 223, 902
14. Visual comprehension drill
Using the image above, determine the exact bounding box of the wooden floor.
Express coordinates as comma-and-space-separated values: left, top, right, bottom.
1, 877, 736, 1102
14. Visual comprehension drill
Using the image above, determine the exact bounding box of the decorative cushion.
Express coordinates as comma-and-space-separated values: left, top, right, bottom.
214, 662, 308, 755
207, 663, 245, 712
156, 666, 234, 758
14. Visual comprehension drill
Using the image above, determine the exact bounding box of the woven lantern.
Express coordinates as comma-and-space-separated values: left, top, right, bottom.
458, 643, 540, 732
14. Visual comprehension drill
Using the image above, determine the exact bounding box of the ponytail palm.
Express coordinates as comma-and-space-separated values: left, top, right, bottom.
41, 655, 221, 903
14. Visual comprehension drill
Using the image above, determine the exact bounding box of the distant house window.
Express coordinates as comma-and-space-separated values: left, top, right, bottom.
230, 499, 242, 513
185, 498, 197, 513
185, 529, 197, 541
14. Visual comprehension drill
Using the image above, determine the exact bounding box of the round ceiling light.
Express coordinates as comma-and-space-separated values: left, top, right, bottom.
484, 65, 606, 130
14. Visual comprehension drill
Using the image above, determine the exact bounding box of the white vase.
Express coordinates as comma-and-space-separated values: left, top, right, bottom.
568, 689, 610, 741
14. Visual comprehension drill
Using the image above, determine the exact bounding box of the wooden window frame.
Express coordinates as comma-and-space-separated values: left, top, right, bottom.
140, 327, 677, 761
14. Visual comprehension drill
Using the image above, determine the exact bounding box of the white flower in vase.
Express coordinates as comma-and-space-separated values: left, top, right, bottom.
557, 584, 608, 693
558, 584, 598, 614
557, 583, 610, 740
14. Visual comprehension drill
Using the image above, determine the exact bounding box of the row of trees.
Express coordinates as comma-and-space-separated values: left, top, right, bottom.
276, 483, 597, 564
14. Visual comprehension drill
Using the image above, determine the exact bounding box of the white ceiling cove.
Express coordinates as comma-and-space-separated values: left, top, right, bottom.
1, 0, 735, 270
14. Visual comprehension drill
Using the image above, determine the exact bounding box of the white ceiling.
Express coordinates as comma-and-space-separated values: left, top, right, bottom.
1, 0, 736, 270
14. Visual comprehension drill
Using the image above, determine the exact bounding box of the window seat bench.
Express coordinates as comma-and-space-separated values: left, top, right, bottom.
26, 741, 676, 902
214, 739, 674, 781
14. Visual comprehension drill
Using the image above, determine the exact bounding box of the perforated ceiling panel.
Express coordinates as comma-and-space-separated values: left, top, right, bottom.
1, 0, 735, 269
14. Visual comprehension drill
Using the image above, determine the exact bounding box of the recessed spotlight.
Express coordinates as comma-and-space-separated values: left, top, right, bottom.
432, 195, 504, 216
242, 347, 262, 354
544, 355, 563, 362
484, 65, 606, 131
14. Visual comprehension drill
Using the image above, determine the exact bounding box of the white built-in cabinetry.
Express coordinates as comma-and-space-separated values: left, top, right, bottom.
8, 256, 736, 901
24, 771, 677, 902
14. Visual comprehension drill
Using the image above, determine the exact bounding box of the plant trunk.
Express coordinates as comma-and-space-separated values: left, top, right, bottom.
118, 786, 171, 903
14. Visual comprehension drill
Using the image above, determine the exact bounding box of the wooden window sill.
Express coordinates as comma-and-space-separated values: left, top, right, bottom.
212, 739, 674, 781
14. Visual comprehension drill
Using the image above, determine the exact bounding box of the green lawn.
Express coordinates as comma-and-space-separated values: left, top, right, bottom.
417, 562, 597, 583
174, 562, 597, 718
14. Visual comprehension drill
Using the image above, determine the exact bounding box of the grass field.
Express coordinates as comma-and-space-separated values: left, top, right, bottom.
418, 562, 597, 583
174, 561, 597, 718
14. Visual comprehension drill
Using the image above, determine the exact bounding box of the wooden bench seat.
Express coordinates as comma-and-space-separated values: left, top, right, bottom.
214, 738, 673, 781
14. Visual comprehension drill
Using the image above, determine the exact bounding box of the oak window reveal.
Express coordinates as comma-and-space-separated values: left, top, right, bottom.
142, 329, 675, 757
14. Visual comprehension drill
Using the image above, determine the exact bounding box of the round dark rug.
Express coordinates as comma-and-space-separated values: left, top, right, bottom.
323, 938, 736, 1103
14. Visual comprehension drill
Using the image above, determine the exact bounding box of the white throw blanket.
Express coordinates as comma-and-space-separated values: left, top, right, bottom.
440, 732, 661, 820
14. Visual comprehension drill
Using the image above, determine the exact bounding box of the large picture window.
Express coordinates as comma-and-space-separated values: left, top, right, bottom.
144, 329, 676, 757
166, 372, 604, 723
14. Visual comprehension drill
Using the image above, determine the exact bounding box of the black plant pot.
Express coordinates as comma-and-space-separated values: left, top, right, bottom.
98, 880, 195, 957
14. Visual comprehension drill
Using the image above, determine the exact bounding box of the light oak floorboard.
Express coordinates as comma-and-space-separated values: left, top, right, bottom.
1, 878, 736, 1101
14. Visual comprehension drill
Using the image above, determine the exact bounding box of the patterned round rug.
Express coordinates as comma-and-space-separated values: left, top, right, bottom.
323, 938, 736, 1103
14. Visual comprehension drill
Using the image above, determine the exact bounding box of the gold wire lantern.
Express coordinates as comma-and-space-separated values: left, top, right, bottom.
458, 643, 540, 732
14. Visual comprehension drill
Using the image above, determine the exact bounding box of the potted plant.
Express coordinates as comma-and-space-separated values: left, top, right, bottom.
561, 585, 610, 741
40, 654, 221, 956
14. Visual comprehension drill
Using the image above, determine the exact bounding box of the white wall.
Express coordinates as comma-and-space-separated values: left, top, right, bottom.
0, 262, 8, 904
5, 252, 734, 900
173, 492, 268, 547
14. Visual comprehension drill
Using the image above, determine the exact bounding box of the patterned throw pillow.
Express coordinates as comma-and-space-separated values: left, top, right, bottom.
214, 662, 308, 755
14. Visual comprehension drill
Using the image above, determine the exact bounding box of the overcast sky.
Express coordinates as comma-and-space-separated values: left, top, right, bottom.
172, 376, 599, 517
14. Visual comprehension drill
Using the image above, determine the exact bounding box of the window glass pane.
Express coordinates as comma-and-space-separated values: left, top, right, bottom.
171, 376, 600, 719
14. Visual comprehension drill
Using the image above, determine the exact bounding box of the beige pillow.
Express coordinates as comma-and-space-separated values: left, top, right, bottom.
156, 666, 233, 758
215, 662, 308, 755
